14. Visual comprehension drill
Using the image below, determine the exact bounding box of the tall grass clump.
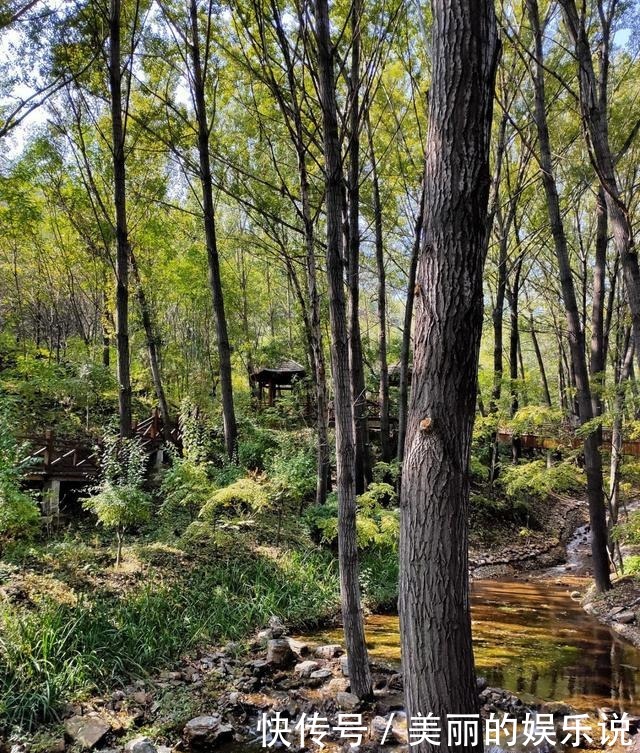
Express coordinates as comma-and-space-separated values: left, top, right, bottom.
0, 548, 342, 731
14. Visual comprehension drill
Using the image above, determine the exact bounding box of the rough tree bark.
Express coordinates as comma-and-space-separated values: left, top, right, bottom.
527, 0, 611, 592
188, 0, 237, 459
398, 0, 498, 749
108, 0, 132, 438
314, 0, 372, 700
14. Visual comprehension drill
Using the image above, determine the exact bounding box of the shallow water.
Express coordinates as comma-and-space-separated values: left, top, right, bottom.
307, 564, 640, 714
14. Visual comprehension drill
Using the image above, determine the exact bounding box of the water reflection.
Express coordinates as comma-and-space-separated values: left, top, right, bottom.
306, 578, 640, 713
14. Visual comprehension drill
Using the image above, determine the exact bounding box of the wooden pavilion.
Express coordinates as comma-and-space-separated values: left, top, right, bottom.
251, 359, 307, 407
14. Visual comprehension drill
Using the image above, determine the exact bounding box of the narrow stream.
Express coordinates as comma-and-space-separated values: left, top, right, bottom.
307, 526, 640, 714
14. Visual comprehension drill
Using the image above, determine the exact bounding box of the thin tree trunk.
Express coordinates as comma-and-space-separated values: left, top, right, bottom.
314, 0, 372, 700
347, 0, 371, 493
591, 189, 608, 417
507, 258, 522, 462
397, 180, 425, 464
529, 316, 552, 406
559, 0, 640, 377
188, 0, 237, 459
399, 0, 498, 747
527, 0, 611, 592
102, 290, 110, 369
259, 2, 331, 503
610, 331, 634, 545
366, 113, 391, 461
109, 0, 132, 438
491, 210, 508, 411
130, 250, 172, 439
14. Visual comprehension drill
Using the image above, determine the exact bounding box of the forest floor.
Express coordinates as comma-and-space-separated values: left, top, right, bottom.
0, 493, 629, 753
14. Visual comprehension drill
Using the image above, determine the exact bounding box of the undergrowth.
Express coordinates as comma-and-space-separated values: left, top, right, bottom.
0, 541, 395, 732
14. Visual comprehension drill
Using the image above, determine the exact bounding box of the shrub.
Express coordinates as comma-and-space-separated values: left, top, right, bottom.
372, 460, 401, 485
237, 421, 278, 470
83, 484, 151, 567
612, 511, 640, 546
0, 407, 39, 553
0, 487, 40, 555
159, 456, 214, 528
199, 477, 270, 521
305, 484, 400, 550
83, 434, 151, 566
267, 433, 317, 507
358, 482, 396, 509
179, 398, 225, 464
622, 555, 640, 576
500, 459, 583, 500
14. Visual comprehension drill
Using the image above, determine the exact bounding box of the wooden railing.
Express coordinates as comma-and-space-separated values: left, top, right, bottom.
20, 409, 179, 481
496, 430, 640, 457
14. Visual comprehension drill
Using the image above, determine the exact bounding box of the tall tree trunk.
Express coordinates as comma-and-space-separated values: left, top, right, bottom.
507, 258, 522, 462
264, 3, 331, 503
610, 330, 634, 548
491, 218, 507, 412
314, 0, 372, 700
399, 0, 498, 747
529, 316, 552, 406
559, 0, 640, 376
347, 0, 371, 493
189, 0, 237, 459
527, 0, 611, 592
590, 189, 608, 417
102, 290, 110, 369
130, 250, 172, 439
109, 0, 132, 438
366, 113, 391, 461
397, 180, 425, 464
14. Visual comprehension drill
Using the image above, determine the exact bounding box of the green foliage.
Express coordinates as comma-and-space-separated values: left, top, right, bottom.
508, 406, 564, 436
372, 460, 401, 484
469, 492, 530, 529
305, 483, 400, 550
615, 460, 640, 503
0, 547, 343, 730
358, 482, 397, 508
500, 459, 583, 500
622, 555, 640, 576
237, 420, 278, 470
473, 413, 500, 444
179, 399, 224, 464
199, 477, 270, 521
83, 484, 152, 531
158, 456, 214, 527
83, 433, 151, 564
359, 547, 399, 608
0, 405, 40, 548
266, 431, 317, 506
99, 433, 148, 488
612, 511, 640, 546
470, 455, 489, 483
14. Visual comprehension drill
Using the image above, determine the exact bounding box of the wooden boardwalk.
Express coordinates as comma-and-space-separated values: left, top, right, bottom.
20, 409, 178, 484
496, 430, 640, 457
